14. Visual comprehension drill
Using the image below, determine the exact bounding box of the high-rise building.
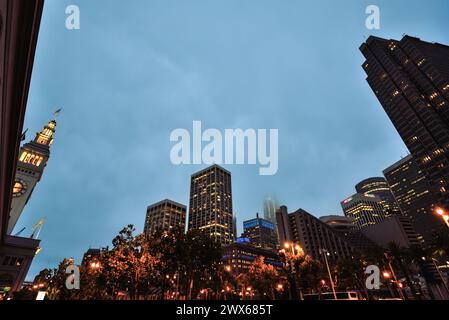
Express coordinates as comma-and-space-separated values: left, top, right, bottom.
355, 177, 400, 215
360, 35, 449, 213
223, 241, 282, 275
144, 199, 186, 236
341, 193, 388, 230
242, 213, 278, 251
263, 196, 279, 226
8, 118, 57, 234
188, 165, 234, 245
276, 206, 354, 263
383, 154, 444, 244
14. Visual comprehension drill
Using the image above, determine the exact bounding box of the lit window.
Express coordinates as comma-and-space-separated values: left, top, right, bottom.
417, 58, 426, 66
429, 92, 438, 100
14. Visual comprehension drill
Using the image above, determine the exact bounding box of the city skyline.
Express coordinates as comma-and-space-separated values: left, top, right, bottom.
15, 0, 449, 280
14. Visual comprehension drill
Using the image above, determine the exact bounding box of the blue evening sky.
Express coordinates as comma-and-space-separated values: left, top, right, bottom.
18, 0, 449, 279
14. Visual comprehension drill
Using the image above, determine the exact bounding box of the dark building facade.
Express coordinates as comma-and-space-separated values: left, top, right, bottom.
360, 35, 449, 214
276, 206, 354, 263
188, 165, 234, 245
144, 199, 186, 236
355, 177, 400, 216
361, 214, 449, 300
0, 0, 45, 293
341, 193, 388, 230
223, 241, 282, 275
242, 214, 278, 251
320, 215, 378, 253
383, 154, 444, 244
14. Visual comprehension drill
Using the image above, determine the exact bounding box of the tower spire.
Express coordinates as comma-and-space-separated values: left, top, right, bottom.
33, 110, 60, 146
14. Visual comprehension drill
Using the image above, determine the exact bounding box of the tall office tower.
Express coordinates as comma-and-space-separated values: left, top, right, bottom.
263, 196, 279, 226
355, 177, 401, 215
8, 118, 57, 234
360, 35, 449, 213
383, 154, 444, 244
242, 213, 278, 251
341, 193, 388, 230
188, 165, 234, 245
144, 199, 186, 236
276, 206, 354, 263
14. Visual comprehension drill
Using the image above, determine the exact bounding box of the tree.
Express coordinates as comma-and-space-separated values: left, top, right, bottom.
385, 242, 420, 300
243, 256, 279, 300
102, 225, 159, 299
297, 256, 323, 294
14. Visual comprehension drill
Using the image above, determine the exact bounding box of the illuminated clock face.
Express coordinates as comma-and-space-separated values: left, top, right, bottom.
12, 180, 27, 197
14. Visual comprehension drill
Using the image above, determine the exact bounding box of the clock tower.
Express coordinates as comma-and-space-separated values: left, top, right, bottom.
8, 117, 57, 234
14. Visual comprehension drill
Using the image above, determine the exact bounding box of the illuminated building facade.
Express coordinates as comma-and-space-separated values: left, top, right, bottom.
355, 177, 400, 216
341, 193, 388, 230
383, 154, 444, 244
188, 165, 234, 245
144, 199, 186, 236
276, 206, 354, 263
242, 213, 278, 251
360, 35, 449, 213
8, 119, 57, 234
222, 241, 282, 275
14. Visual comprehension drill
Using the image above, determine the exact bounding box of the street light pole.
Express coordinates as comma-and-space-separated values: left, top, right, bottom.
384, 253, 406, 300
321, 248, 337, 300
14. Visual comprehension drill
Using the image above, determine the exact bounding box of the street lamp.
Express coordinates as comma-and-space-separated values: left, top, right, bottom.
320, 248, 337, 300
435, 207, 449, 228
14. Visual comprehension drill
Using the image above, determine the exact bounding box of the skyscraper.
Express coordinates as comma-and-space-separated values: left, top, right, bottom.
276, 206, 354, 263
188, 165, 234, 245
144, 199, 187, 236
341, 193, 388, 230
8, 118, 57, 234
360, 35, 449, 213
383, 154, 444, 244
263, 196, 279, 226
355, 177, 400, 215
242, 213, 278, 251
